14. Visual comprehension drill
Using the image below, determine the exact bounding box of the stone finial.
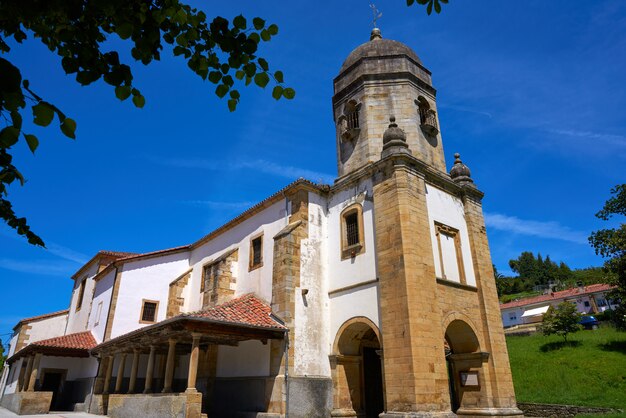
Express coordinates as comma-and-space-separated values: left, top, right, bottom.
382, 116, 410, 158
370, 27, 382, 41
449, 153, 473, 184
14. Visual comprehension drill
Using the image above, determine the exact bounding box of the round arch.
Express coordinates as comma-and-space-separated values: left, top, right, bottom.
332, 316, 381, 355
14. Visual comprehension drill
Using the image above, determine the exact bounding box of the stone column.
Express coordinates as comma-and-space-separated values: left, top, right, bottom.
103, 355, 114, 395
143, 346, 156, 394
128, 349, 140, 393
115, 353, 127, 393
16, 359, 27, 392
162, 338, 177, 393
186, 333, 201, 393
22, 356, 34, 392
94, 357, 108, 394
27, 353, 42, 392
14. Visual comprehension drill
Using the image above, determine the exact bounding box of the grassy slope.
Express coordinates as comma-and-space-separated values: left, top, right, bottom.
506, 327, 626, 409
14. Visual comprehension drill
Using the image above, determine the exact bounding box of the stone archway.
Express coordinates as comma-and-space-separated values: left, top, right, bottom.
330, 317, 384, 418
444, 319, 484, 413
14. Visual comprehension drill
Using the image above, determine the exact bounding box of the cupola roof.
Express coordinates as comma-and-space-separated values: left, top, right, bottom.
339, 28, 423, 74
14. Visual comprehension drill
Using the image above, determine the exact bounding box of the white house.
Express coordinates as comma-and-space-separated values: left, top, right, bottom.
0, 28, 523, 418
500, 283, 615, 328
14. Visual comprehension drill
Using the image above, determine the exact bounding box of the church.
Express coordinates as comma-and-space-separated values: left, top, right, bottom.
0, 28, 523, 418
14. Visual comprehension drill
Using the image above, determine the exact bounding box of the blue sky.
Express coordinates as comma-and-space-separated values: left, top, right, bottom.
1, 1, 625, 343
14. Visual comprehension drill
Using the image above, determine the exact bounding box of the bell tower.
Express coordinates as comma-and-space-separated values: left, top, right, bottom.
333, 28, 446, 179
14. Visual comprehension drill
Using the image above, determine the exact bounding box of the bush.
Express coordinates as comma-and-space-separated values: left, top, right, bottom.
542, 301, 581, 341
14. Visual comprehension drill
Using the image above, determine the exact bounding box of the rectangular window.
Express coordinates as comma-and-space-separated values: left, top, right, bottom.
345, 213, 359, 247
597, 298, 607, 307
76, 278, 87, 311
435, 222, 466, 284
249, 235, 263, 270
140, 300, 159, 324
584, 301, 590, 307
94, 301, 103, 326
341, 204, 365, 259
509, 314, 517, 321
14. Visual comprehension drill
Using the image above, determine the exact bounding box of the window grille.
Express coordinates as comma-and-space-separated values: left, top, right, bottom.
346, 213, 359, 247
141, 301, 158, 322
252, 237, 263, 267
346, 109, 359, 130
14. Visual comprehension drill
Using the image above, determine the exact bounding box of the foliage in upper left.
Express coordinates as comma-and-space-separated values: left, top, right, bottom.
0, 0, 295, 247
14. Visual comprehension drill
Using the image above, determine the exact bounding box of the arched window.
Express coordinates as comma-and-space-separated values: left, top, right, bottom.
416, 96, 438, 136
340, 204, 365, 259
340, 100, 361, 141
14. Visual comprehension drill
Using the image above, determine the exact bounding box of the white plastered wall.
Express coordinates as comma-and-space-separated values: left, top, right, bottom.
37, 356, 98, 381
188, 199, 289, 312
326, 179, 377, 291
294, 192, 331, 377
88, 268, 116, 343
329, 283, 381, 351
17, 314, 68, 349
216, 341, 270, 377
1, 357, 24, 395
66, 263, 99, 334
110, 252, 190, 339
425, 184, 476, 286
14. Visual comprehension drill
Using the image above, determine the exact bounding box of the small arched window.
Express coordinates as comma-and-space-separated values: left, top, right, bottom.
340, 204, 365, 259
416, 96, 438, 136
340, 100, 362, 141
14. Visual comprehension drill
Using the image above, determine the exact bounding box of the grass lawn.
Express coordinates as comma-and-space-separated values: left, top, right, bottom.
506, 326, 626, 410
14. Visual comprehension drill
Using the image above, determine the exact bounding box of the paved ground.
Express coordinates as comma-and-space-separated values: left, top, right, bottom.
0, 407, 104, 417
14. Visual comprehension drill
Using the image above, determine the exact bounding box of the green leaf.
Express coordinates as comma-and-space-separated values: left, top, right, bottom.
272, 85, 283, 100
233, 15, 247, 30
274, 70, 284, 83
32, 102, 55, 127
208, 71, 222, 84
254, 73, 270, 88
434, 0, 442, 13
407, 0, 415, 5
60, 118, 77, 139
252, 17, 265, 30
260, 30, 270, 42
115, 85, 131, 101
116, 23, 133, 40
427, 1, 433, 14
282, 87, 296, 99
10, 111, 22, 129
229, 90, 240, 99
258, 58, 269, 72
132, 94, 146, 108
0, 127, 20, 147
215, 84, 229, 98
24, 134, 39, 153
235, 70, 245, 80
267, 24, 279, 36
227, 99, 237, 112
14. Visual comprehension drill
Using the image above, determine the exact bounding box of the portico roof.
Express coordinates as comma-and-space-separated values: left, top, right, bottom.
91, 294, 286, 355
7, 331, 97, 363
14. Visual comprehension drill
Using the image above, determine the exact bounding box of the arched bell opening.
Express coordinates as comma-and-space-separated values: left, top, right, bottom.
330, 317, 384, 418
444, 319, 487, 414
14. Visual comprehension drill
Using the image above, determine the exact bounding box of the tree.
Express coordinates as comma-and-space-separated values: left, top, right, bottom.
1, 0, 296, 247
589, 184, 626, 330
0, 338, 5, 372
542, 301, 581, 342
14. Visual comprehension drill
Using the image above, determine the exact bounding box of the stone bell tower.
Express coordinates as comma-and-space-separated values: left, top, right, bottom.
333, 27, 446, 179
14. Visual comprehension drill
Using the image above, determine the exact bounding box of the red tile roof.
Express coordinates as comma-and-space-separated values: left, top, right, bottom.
500, 283, 614, 310
30, 331, 97, 350
14, 309, 69, 330
185, 294, 286, 330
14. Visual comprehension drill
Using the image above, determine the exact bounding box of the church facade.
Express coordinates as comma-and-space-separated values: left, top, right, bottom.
0, 29, 523, 418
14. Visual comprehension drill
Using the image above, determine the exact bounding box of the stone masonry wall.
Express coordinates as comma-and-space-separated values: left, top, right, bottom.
166, 270, 191, 318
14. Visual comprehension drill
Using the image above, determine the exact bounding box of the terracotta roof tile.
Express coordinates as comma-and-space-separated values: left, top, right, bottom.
30, 331, 97, 350
500, 283, 614, 310
185, 294, 286, 330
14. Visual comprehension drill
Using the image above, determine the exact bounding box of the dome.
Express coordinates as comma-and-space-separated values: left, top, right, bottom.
449, 153, 473, 184
339, 29, 423, 74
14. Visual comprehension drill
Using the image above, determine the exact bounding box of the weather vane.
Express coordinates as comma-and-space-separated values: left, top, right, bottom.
370, 3, 383, 29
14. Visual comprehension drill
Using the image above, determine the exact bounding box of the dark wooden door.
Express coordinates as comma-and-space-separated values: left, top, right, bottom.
363, 347, 384, 418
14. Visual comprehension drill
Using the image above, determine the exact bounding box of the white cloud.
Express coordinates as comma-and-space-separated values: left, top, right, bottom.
147, 156, 335, 184
0, 258, 79, 277
484, 212, 588, 245
547, 129, 626, 149
46, 243, 90, 264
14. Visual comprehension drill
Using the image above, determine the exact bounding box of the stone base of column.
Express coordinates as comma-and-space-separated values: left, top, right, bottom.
185, 387, 198, 394
380, 411, 457, 418
456, 407, 524, 417
331, 408, 358, 417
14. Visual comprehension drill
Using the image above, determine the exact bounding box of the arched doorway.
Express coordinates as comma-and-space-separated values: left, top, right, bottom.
331, 318, 384, 418
444, 319, 482, 413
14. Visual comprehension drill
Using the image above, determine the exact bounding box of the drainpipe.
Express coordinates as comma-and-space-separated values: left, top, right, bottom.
285, 329, 290, 418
